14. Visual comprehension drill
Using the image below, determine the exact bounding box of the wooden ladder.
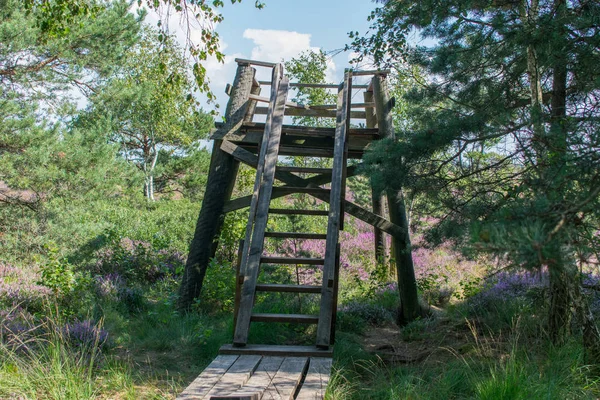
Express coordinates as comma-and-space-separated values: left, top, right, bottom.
233, 67, 353, 350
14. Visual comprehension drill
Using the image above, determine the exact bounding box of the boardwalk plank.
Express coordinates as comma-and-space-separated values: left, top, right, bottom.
219, 345, 333, 358
177, 355, 239, 399
295, 358, 333, 400
205, 355, 262, 398
262, 357, 309, 400
225, 357, 284, 399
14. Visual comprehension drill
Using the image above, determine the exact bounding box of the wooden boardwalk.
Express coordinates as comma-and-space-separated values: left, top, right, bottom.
177, 353, 332, 400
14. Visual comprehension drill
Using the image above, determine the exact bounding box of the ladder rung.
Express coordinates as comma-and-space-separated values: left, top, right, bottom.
251, 313, 319, 324
269, 208, 329, 216
256, 284, 321, 293
265, 232, 327, 240
278, 146, 334, 158
277, 166, 332, 174
260, 256, 325, 265
274, 187, 330, 195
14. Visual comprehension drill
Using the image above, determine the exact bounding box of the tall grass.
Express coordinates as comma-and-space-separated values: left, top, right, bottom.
0, 315, 134, 399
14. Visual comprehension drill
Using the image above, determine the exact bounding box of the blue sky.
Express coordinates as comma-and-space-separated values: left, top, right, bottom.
217, 0, 376, 59
188, 0, 381, 110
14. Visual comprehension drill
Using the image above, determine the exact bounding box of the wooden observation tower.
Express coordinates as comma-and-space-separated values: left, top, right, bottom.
178, 58, 407, 399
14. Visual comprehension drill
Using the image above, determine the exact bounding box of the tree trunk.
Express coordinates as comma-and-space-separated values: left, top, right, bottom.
546, 0, 600, 361
178, 63, 256, 310
546, 0, 571, 345
372, 74, 422, 324
388, 189, 421, 323
548, 259, 574, 344
364, 90, 387, 266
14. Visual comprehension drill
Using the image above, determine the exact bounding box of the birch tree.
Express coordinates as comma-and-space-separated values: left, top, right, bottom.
79, 30, 212, 200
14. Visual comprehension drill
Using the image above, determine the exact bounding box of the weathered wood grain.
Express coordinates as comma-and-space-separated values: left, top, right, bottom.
260, 256, 324, 265
177, 355, 239, 399
258, 81, 369, 89
364, 89, 386, 263
234, 74, 290, 346
219, 345, 333, 358
373, 74, 420, 321
238, 64, 282, 280
218, 145, 405, 240
254, 106, 366, 119
250, 313, 318, 324
264, 232, 327, 240
213, 122, 379, 139
204, 355, 262, 398
316, 71, 351, 349
248, 93, 308, 109
295, 358, 333, 400
230, 357, 285, 399
235, 58, 277, 68
255, 284, 321, 293
262, 357, 309, 400
268, 208, 328, 216
351, 69, 391, 76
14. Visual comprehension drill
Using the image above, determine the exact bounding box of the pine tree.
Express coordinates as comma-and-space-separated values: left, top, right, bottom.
352, 0, 600, 354
0, 0, 143, 208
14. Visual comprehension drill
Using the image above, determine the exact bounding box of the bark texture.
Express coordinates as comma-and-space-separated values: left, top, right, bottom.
178, 63, 256, 309
364, 90, 387, 265
372, 75, 422, 324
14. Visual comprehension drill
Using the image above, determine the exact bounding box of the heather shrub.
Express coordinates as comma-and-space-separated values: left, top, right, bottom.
63, 319, 109, 351
411, 240, 485, 304
0, 263, 52, 314
116, 286, 146, 314
93, 228, 185, 285
0, 316, 117, 399
338, 301, 394, 331
468, 271, 547, 312
0, 307, 39, 349
92, 273, 146, 313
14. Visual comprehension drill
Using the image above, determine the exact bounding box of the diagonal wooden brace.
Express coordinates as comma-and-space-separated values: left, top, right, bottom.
220, 140, 407, 242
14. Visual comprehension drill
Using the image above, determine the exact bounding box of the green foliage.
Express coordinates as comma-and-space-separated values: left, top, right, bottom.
352, 0, 600, 265
284, 50, 336, 127
196, 258, 236, 313
217, 211, 248, 262
0, 0, 142, 98
352, 0, 600, 345
455, 276, 483, 301
77, 29, 213, 200
38, 243, 74, 297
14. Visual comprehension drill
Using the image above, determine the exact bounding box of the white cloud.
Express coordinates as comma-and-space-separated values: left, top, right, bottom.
125, 11, 343, 112
242, 29, 338, 84
243, 29, 312, 63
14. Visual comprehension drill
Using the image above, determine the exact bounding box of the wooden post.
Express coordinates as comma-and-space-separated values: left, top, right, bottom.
330, 243, 341, 345
364, 90, 386, 264
233, 239, 244, 335
372, 75, 421, 324
316, 71, 351, 349
179, 62, 257, 310
244, 81, 261, 121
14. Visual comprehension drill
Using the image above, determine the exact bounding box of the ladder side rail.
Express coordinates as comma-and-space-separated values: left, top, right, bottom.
239, 65, 283, 276
339, 72, 352, 230
234, 74, 290, 346
315, 71, 351, 349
